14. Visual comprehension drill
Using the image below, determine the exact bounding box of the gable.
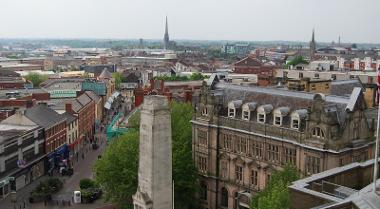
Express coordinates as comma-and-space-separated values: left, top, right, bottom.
235, 57, 262, 67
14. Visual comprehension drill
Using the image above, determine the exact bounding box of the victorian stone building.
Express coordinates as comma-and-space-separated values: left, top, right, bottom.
191, 77, 375, 209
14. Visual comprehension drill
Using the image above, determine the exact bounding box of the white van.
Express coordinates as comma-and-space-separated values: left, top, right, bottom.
73, 191, 81, 203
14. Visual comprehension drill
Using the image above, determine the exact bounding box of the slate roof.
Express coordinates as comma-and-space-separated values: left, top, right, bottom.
61, 112, 77, 124
98, 69, 113, 79
84, 91, 101, 103
331, 79, 363, 96
213, 83, 357, 127
25, 104, 66, 128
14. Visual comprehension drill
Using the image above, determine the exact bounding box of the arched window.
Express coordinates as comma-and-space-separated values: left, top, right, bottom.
221, 187, 229, 207
312, 127, 325, 139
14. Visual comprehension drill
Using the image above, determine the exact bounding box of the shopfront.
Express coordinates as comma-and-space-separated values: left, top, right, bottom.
47, 144, 69, 174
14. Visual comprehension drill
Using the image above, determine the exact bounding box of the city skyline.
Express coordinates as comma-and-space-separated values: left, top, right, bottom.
1, 0, 379, 43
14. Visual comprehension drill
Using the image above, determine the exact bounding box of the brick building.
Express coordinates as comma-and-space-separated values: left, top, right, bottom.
65, 92, 96, 151
192, 79, 375, 209
233, 57, 276, 86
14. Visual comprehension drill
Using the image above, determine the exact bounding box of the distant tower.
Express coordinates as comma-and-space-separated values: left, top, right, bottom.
309, 29, 316, 61
139, 38, 144, 49
132, 95, 172, 209
338, 36, 341, 46
163, 16, 170, 50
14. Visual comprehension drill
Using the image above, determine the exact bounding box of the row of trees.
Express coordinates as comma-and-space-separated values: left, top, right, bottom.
94, 102, 198, 209
154, 72, 208, 81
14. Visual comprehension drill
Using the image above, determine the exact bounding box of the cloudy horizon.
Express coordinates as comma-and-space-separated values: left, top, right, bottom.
1, 0, 379, 44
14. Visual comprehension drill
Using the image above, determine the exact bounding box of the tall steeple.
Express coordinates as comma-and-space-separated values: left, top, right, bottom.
163, 16, 170, 50
309, 28, 316, 61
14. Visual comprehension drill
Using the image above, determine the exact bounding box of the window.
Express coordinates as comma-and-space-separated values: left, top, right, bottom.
202, 107, 208, 116
291, 119, 299, 129
299, 72, 303, 78
314, 73, 319, 78
222, 134, 233, 151
311, 84, 316, 91
325, 83, 329, 89
274, 116, 281, 126
221, 188, 229, 207
306, 156, 321, 174
267, 144, 279, 162
251, 141, 262, 158
331, 74, 336, 80
312, 127, 325, 139
284, 148, 296, 165
258, 113, 265, 123
250, 170, 258, 186
198, 156, 207, 172
242, 110, 249, 120
235, 165, 243, 182
221, 161, 228, 178
228, 108, 235, 117
236, 137, 247, 154
198, 130, 208, 146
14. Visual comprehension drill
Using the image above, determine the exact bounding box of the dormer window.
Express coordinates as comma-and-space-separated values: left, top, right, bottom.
258, 113, 265, 123
228, 100, 242, 118
312, 127, 325, 139
202, 107, 208, 116
274, 116, 281, 126
257, 104, 273, 124
242, 110, 249, 120
242, 102, 256, 121
291, 109, 307, 130
273, 107, 290, 127
292, 119, 299, 129
228, 108, 235, 117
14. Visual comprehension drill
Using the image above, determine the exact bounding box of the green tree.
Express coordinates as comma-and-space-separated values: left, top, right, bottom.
112, 72, 123, 89
94, 102, 198, 209
94, 130, 139, 208
24, 72, 49, 87
285, 56, 309, 69
251, 165, 299, 209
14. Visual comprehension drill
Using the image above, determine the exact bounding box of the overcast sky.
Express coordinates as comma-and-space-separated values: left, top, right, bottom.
1, 0, 379, 43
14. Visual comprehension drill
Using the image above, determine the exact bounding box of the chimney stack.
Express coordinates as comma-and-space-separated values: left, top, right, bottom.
65, 103, 73, 114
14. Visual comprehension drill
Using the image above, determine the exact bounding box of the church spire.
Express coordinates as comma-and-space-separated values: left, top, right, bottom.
164, 16, 170, 50
309, 28, 316, 61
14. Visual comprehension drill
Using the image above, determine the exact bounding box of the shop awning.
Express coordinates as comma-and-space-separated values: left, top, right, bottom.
104, 101, 111, 110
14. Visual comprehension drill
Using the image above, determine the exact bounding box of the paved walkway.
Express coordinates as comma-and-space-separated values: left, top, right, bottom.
0, 132, 113, 209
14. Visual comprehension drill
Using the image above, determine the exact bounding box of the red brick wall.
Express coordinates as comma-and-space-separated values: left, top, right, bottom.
0, 99, 36, 108
45, 121, 67, 154
78, 101, 95, 139
0, 82, 25, 89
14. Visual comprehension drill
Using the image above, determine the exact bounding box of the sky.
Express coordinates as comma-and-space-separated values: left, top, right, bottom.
1, 0, 379, 43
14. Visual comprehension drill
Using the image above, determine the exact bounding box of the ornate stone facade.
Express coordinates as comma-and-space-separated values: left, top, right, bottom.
192, 80, 375, 209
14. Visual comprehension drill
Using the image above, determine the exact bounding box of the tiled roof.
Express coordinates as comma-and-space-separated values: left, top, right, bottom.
84, 91, 100, 103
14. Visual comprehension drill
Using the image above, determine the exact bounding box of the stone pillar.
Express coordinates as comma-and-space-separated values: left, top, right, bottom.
133, 95, 172, 209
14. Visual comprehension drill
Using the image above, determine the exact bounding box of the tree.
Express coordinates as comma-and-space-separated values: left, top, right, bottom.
94, 102, 198, 209
112, 72, 123, 89
251, 165, 299, 209
24, 72, 49, 87
94, 130, 139, 208
285, 56, 309, 69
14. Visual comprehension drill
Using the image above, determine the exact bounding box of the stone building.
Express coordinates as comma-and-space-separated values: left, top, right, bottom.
133, 95, 172, 209
191, 78, 375, 209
